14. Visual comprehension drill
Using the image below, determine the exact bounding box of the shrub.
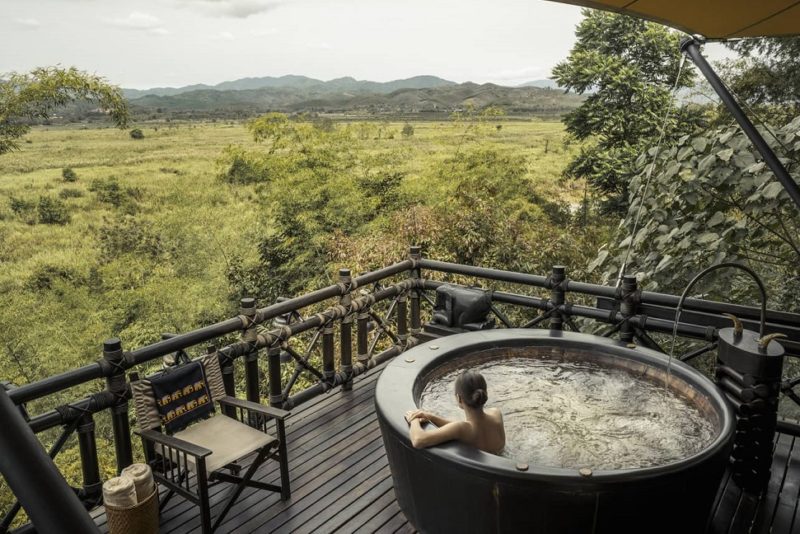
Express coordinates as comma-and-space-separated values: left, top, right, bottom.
25, 263, 81, 291
129, 128, 145, 140
62, 167, 78, 182
97, 216, 165, 260
37, 195, 70, 225
402, 123, 414, 138
58, 188, 84, 199
89, 177, 141, 212
9, 196, 35, 216
217, 146, 270, 185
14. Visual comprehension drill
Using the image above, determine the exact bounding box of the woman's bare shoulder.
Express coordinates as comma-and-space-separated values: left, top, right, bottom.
486, 407, 503, 420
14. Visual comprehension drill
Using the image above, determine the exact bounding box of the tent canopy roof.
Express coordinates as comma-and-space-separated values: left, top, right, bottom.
546, 0, 800, 39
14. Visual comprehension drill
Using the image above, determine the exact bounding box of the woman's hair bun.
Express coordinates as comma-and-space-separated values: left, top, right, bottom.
471, 388, 488, 407
455, 370, 489, 408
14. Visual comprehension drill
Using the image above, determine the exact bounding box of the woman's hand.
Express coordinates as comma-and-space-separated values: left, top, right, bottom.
405, 409, 430, 424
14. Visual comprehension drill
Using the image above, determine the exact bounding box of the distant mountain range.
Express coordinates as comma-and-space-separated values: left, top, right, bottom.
124, 75, 576, 117
123, 75, 459, 99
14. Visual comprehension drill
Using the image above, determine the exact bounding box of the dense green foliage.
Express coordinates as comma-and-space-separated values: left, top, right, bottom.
0, 67, 129, 154
552, 9, 696, 213
723, 37, 800, 119
217, 113, 606, 307
590, 115, 800, 311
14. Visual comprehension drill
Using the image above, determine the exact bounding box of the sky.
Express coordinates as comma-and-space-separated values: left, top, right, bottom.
1, 0, 735, 90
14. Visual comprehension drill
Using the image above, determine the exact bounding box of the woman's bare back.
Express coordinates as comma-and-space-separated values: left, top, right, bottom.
462, 408, 505, 454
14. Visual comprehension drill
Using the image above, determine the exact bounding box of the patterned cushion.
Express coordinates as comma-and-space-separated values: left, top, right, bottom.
149, 361, 214, 434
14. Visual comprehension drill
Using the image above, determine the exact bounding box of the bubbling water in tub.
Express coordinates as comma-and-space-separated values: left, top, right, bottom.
419, 355, 716, 471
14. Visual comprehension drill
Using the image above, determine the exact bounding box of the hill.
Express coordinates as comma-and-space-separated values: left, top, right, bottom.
123, 75, 456, 99
128, 81, 583, 118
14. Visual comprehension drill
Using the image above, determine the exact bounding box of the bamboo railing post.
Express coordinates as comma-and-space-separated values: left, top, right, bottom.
268, 344, 283, 408
77, 412, 102, 505
397, 291, 409, 349
357, 307, 370, 369
549, 266, 566, 331
240, 297, 260, 404
339, 269, 354, 391
322, 321, 335, 385
409, 245, 422, 335
103, 338, 132, 473
620, 275, 639, 343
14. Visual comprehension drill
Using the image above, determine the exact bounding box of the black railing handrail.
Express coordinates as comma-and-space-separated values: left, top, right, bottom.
8, 260, 414, 406
418, 258, 800, 328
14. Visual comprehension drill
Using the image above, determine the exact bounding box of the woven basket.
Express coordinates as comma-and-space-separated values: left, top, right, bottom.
105, 487, 159, 534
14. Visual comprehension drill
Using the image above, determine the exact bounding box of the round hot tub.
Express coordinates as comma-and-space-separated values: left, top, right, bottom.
375, 329, 735, 534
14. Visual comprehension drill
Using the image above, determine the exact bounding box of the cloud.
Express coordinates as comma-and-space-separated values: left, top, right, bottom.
212, 31, 235, 41
106, 11, 169, 35
178, 0, 281, 19
488, 66, 547, 82
108, 12, 163, 30
250, 27, 278, 37
306, 42, 332, 50
14, 18, 41, 29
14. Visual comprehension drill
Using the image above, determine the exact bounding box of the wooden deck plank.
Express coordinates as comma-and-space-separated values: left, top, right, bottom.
353, 500, 405, 534
710, 469, 742, 534
728, 492, 759, 534
275, 466, 393, 534
773, 436, 800, 534
248, 452, 389, 532
752, 433, 794, 534
328, 478, 397, 534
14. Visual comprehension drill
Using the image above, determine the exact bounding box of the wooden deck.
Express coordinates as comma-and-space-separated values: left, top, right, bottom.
89, 361, 800, 534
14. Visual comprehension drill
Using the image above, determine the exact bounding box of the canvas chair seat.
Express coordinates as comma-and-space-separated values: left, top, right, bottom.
156, 413, 278, 473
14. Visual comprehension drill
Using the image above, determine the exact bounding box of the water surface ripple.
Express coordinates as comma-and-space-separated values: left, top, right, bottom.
419, 357, 716, 470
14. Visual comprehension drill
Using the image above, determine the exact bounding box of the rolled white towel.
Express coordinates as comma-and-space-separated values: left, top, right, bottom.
121, 463, 155, 502
103, 476, 138, 508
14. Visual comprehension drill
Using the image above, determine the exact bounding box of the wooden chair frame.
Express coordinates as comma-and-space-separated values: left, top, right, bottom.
135, 394, 290, 533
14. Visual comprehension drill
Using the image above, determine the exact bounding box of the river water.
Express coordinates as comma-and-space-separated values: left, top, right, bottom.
419, 357, 716, 470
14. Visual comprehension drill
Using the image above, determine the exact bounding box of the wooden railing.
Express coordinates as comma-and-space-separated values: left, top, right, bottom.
3, 245, 800, 531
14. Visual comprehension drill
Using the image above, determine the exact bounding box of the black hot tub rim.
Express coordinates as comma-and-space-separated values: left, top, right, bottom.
375, 329, 735, 489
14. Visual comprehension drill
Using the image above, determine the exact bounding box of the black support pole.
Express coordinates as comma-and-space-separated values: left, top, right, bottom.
619, 275, 639, 343
681, 36, 800, 213
549, 266, 566, 331
241, 297, 261, 404
339, 269, 354, 392
77, 413, 103, 505
409, 246, 422, 335
0, 387, 99, 534
103, 338, 133, 474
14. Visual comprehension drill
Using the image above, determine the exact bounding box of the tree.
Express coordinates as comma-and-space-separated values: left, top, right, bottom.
551, 9, 696, 213
589, 116, 800, 312
0, 66, 129, 155
722, 37, 800, 119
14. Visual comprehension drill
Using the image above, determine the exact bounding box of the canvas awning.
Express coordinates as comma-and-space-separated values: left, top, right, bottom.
546, 0, 800, 39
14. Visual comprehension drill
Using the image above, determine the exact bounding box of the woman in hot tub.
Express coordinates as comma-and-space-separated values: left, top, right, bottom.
405, 370, 505, 454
